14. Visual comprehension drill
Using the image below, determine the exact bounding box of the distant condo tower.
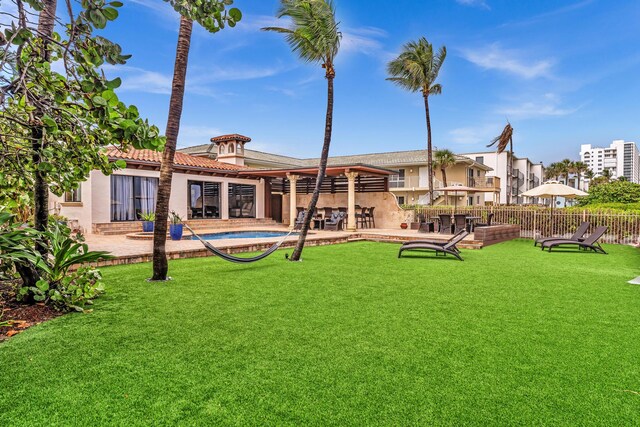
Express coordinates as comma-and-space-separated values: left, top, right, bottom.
580, 140, 640, 184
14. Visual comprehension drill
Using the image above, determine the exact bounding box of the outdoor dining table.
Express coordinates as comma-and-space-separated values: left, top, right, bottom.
430, 215, 483, 232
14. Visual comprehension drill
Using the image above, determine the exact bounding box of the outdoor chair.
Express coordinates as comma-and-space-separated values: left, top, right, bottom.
541, 226, 608, 254
324, 212, 345, 231
417, 213, 434, 233
453, 214, 467, 233
438, 214, 452, 234
356, 207, 368, 229
365, 206, 376, 228
293, 210, 306, 230
534, 221, 589, 247
475, 213, 494, 228
398, 231, 470, 261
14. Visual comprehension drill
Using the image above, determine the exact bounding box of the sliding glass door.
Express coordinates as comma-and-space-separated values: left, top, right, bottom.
111, 175, 158, 221
228, 184, 256, 218
188, 181, 221, 219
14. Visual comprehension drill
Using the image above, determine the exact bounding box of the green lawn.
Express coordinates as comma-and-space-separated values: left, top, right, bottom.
1, 240, 639, 425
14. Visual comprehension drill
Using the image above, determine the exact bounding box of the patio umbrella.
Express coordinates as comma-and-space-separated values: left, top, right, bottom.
437, 185, 477, 213
521, 182, 588, 234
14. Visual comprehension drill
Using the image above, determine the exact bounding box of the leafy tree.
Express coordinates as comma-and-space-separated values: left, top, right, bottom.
578, 180, 640, 205
262, 0, 341, 262
387, 37, 446, 205
0, 0, 164, 285
151, 1, 242, 280
0, 0, 164, 218
433, 149, 456, 187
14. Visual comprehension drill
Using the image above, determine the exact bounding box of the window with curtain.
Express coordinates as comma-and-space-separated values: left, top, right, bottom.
111, 175, 158, 221
64, 185, 81, 202
228, 184, 256, 218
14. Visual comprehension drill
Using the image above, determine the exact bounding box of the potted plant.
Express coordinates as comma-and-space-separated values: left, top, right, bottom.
400, 213, 411, 230
169, 211, 183, 241
140, 212, 155, 232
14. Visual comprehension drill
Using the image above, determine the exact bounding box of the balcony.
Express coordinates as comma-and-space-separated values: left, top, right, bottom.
469, 176, 501, 190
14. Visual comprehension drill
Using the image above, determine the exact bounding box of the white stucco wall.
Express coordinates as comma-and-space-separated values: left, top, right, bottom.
53, 168, 265, 233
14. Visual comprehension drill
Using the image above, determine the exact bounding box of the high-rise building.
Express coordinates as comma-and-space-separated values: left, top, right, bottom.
580, 140, 640, 184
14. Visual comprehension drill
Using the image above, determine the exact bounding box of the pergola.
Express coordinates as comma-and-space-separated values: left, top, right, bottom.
239, 164, 397, 231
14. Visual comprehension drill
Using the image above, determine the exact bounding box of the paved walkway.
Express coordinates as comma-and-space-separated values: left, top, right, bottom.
85, 226, 479, 261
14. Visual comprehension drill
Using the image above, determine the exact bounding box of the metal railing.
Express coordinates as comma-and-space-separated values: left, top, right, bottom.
404, 205, 640, 245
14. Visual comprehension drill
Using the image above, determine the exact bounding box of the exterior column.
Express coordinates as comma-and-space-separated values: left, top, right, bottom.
346, 171, 359, 232
287, 173, 299, 229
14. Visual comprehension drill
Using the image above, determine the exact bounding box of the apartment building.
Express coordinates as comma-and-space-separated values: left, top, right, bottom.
580, 140, 640, 184
460, 151, 545, 204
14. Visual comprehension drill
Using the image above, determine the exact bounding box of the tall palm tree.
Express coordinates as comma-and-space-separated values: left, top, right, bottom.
387, 38, 446, 205
544, 162, 559, 182
601, 168, 613, 182
487, 123, 514, 204
572, 161, 589, 190
263, 0, 341, 262
558, 158, 572, 184
152, 2, 241, 281
433, 149, 456, 187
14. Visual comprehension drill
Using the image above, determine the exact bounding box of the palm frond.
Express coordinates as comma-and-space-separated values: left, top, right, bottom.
263, 0, 341, 67
387, 36, 446, 95
487, 123, 513, 154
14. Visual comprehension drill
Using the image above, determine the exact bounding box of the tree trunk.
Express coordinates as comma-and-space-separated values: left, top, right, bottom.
508, 139, 513, 205
441, 167, 447, 187
423, 93, 434, 205
31, 0, 58, 257
151, 16, 193, 281
290, 69, 335, 261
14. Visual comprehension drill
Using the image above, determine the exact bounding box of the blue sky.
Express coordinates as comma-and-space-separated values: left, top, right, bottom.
101, 0, 640, 164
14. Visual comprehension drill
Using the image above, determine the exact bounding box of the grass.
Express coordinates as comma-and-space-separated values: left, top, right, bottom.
1, 239, 639, 425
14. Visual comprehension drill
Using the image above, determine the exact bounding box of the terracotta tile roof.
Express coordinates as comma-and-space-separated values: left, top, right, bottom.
210, 134, 251, 143
106, 147, 245, 172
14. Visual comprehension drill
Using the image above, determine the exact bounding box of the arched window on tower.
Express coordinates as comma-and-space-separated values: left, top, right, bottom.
219, 144, 225, 154
237, 142, 243, 154
229, 143, 235, 154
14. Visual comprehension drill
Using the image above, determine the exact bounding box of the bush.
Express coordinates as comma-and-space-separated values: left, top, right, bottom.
578, 181, 640, 205
16, 221, 112, 312
0, 210, 113, 312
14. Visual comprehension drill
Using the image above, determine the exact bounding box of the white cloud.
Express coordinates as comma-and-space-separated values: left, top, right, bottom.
106, 64, 286, 97
497, 93, 580, 119
341, 26, 388, 57
449, 123, 501, 145
177, 125, 225, 148
456, 0, 490, 10
460, 43, 554, 79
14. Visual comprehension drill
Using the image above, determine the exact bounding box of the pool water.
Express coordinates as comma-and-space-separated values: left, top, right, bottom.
191, 231, 293, 240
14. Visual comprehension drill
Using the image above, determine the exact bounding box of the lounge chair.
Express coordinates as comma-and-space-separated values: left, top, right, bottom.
541, 226, 608, 254
404, 229, 467, 253
534, 221, 589, 247
398, 231, 469, 261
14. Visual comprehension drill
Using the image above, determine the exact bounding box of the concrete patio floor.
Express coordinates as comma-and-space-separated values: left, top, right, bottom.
85, 226, 482, 266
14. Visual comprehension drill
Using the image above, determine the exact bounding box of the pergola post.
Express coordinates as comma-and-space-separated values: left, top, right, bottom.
287, 173, 299, 230
345, 171, 359, 232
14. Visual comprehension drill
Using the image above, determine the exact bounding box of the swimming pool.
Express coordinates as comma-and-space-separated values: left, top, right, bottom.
191, 231, 294, 240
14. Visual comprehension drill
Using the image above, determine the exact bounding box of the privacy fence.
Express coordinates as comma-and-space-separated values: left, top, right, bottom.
404, 205, 640, 245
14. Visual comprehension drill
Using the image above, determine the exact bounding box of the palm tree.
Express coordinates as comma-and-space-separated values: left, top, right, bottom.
487, 123, 514, 204
263, 0, 341, 262
433, 149, 456, 187
545, 162, 559, 182
152, 2, 241, 281
558, 158, 572, 184
387, 38, 446, 205
572, 161, 589, 190
601, 168, 613, 182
